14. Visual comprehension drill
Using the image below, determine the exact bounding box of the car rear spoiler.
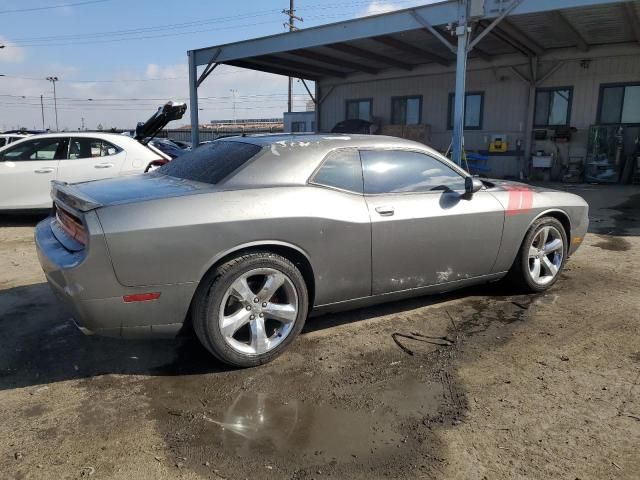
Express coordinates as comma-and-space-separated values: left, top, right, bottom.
51, 180, 103, 212
134, 101, 187, 145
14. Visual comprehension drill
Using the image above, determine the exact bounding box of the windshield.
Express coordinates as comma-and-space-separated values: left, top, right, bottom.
157, 140, 262, 184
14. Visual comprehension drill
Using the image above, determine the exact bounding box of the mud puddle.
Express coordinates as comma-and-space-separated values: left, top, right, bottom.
593, 236, 632, 251
200, 377, 443, 462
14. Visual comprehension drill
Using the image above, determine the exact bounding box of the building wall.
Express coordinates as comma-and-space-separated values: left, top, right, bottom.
318, 48, 640, 178
283, 111, 316, 133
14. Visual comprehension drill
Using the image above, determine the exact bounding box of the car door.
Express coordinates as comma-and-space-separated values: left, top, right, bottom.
0, 137, 68, 210
361, 149, 504, 295
56, 137, 127, 184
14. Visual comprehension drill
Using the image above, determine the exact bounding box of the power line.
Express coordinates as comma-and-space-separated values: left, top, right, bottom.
0, 0, 111, 15
9, 8, 282, 43
3, 0, 425, 47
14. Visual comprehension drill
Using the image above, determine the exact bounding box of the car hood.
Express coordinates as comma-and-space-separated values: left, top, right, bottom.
55, 173, 216, 211
483, 179, 558, 193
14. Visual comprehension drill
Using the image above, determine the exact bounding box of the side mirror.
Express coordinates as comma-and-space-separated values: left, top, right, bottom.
465, 176, 483, 195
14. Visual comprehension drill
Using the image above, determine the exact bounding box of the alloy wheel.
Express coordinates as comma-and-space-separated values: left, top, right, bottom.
528, 225, 564, 286
218, 268, 298, 356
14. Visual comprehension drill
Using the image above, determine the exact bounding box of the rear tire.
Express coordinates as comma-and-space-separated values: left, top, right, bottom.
192, 252, 308, 368
507, 217, 568, 293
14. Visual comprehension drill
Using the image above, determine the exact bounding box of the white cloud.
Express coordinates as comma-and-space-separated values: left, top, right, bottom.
358, 0, 442, 17
0, 62, 309, 131
0, 37, 26, 63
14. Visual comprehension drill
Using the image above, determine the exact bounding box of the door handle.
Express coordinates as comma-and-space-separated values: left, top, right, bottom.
94, 163, 114, 169
375, 205, 395, 216
34, 168, 54, 174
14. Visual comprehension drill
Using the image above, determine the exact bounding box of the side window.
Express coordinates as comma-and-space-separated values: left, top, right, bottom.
311, 149, 363, 193
0, 137, 68, 161
448, 92, 484, 129
68, 138, 120, 159
101, 141, 119, 156
346, 99, 372, 121
361, 150, 466, 194
535, 87, 572, 127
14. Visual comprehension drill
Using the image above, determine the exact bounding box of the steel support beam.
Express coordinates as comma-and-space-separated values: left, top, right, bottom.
468, 0, 524, 50
549, 11, 589, 51
497, 20, 545, 56
523, 57, 538, 168
300, 78, 316, 103
469, 23, 493, 62
226, 60, 319, 80
197, 48, 221, 87
188, 50, 199, 147
452, 1, 470, 167
409, 10, 457, 54
624, 1, 640, 45
255, 55, 348, 78
315, 82, 321, 132
372, 35, 451, 66
326, 43, 413, 70
288, 49, 379, 75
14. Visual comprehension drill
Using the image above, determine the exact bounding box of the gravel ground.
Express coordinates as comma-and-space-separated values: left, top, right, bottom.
0, 183, 638, 480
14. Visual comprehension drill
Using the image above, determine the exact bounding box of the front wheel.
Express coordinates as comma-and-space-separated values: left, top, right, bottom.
192, 252, 308, 367
507, 217, 568, 293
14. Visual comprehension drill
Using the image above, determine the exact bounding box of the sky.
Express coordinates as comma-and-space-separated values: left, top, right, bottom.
0, 0, 433, 131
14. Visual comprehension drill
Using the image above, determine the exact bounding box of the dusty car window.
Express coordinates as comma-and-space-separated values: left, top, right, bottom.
312, 149, 363, 193
157, 140, 261, 184
361, 150, 466, 194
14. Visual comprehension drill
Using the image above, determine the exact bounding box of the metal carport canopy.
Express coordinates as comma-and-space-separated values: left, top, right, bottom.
187, 0, 637, 163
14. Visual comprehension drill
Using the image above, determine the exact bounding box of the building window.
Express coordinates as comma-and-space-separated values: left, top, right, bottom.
391, 96, 422, 125
291, 121, 307, 132
346, 98, 372, 121
448, 92, 484, 130
534, 87, 572, 127
598, 83, 640, 125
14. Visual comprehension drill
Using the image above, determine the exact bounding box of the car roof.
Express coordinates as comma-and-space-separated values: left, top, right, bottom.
215, 133, 465, 189
222, 133, 431, 152
7, 131, 126, 140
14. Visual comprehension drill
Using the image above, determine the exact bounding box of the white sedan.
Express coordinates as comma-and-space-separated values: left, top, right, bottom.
0, 132, 169, 211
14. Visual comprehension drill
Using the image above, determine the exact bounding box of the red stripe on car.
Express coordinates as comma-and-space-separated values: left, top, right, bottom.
504, 185, 533, 216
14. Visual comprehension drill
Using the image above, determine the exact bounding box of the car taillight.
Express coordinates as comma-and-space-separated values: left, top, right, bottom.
56, 206, 88, 246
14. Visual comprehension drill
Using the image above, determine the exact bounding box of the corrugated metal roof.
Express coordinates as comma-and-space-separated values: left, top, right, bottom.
190, 0, 640, 80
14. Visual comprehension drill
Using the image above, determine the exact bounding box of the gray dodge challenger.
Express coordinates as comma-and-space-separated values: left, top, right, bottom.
35, 134, 588, 367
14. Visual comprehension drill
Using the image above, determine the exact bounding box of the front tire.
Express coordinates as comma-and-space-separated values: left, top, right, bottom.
507, 217, 568, 293
192, 252, 308, 367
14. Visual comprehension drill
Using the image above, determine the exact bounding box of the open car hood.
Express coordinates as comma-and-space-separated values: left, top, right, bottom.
134, 101, 187, 145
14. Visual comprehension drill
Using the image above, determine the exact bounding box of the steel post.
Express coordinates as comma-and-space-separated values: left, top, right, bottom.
188, 51, 200, 147
452, 0, 469, 167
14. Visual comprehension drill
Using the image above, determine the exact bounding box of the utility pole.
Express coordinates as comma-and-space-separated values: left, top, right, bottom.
40, 95, 45, 130
230, 89, 238, 126
283, 1, 303, 113
46, 76, 59, 131
81, 117, 85, 131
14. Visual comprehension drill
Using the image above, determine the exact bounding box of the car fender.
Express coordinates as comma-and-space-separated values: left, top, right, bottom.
197, 239, 314, 283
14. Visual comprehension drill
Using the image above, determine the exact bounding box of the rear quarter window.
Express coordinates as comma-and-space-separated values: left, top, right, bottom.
157, 140, 262, 184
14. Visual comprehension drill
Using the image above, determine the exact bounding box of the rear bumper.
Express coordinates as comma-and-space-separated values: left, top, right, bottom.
35, 217, 196, 338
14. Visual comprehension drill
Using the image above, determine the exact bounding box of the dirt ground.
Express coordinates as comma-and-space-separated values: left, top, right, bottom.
0, 183, 638, 480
